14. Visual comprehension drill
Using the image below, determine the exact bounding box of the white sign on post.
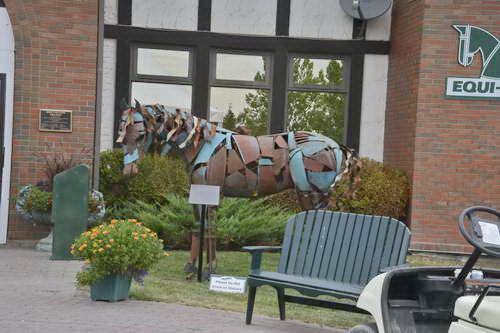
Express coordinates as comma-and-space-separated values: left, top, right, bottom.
209, 275, 247, 294
188, 185, 221, 206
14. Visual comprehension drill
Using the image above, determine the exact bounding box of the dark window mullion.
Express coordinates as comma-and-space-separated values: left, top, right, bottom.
113, 39, 132, 148
270, 48, 288, 133
193, 44, 210, 120
118, 0, 132, 25
210, 80, 270, 90
346, 54, 363, 151
276, 0, 291, 36
132, 76, 192, 85
288, 86, 349, 94
198, 0, 212, 31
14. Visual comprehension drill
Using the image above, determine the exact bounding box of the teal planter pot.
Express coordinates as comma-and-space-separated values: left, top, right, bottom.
90, 275, 131, 302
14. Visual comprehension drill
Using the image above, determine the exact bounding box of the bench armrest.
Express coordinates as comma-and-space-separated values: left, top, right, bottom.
379, 263, 410, 273
242, 246, 282, 253
242, 246, 282, 273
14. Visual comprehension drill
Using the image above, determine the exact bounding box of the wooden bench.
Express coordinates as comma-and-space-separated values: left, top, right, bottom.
243, 210, 411, 324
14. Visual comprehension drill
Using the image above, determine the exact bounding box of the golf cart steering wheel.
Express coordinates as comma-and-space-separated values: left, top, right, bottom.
459, 206, 500, 258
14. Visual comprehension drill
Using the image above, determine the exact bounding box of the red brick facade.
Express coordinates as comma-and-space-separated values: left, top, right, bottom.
386, 0, 500, 252
4, 0, 98, 239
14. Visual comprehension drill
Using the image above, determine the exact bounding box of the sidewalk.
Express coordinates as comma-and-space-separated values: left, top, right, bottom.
0, 248, 345, 333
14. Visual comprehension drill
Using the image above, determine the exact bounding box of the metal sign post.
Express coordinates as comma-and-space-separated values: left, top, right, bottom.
188, 185, 220, 282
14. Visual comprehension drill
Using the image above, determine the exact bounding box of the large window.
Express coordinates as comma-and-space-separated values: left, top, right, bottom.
209, 51, 272, 135
287, 56, 349, 143
129, 47, 350, 142
131, 45, 193, 112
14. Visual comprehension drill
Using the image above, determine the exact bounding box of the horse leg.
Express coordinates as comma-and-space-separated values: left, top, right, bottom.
185, 205, 202, 279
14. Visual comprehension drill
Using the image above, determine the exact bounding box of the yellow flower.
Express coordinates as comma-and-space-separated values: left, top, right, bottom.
78, 244, 87, 251
141, 234, 147, 238
70, 250, 76, 255
98, 225, 104, 229
109, 239, 114, 243
93, 242, 98, 247
132, 232, 139, 236
134, 237, 139, 240
70, 244, 75, 249
111, 219, 118, 224
102, 230, 109, 235
98, 248, 104, 253
159, 239, 164, 243
105, 244, 111, 248
85, 259, 91, 264
163, 252, 170, 256
92, 249, 97, 254
128, 219, 137, 223
144, 228, 151, 232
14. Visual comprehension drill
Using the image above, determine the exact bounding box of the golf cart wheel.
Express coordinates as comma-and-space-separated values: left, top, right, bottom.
347, 323, 378, 333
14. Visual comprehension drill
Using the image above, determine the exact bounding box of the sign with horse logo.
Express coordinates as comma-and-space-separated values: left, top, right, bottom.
446, 25, 500, 100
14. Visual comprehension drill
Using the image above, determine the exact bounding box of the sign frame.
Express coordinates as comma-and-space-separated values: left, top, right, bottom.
39, 109, 73, 133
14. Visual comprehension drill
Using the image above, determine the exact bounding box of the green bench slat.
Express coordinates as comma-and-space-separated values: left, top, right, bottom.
295, 211, 316, 275
318, 211, 341, 279
349, 215, 372, 284
250, 271, 364, 296
303, 210, 327, 277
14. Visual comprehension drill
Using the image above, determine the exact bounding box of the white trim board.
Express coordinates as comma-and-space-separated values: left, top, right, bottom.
0, 6, 15, 244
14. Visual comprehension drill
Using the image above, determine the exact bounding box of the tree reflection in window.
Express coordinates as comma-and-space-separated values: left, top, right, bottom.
229, 58, 346, 142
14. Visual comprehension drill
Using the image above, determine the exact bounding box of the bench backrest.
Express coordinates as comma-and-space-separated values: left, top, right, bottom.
278, 210, 411, 286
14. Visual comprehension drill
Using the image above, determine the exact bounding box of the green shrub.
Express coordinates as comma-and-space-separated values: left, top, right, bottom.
215, 198, 294, 249
106, 194, 196, 249
99, 150, 189, 207
264, 158, 410, 222
23, 187, 52, 213
107, 194, 293, 250
333, 158, 410, 221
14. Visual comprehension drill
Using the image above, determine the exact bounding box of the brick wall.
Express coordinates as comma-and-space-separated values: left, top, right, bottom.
387, 0, 500, 252
5, 0, 98, 239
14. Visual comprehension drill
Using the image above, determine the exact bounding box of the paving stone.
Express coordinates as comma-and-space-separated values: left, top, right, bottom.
0, 248, 345, 333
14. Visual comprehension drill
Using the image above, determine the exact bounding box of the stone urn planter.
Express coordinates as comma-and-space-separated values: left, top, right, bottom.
15, 185, 106, 252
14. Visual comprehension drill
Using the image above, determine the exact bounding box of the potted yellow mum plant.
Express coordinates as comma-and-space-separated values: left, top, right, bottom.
71, 219, 166, 302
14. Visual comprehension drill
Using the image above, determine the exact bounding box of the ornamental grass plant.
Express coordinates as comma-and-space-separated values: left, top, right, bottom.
71, 219, 166, 286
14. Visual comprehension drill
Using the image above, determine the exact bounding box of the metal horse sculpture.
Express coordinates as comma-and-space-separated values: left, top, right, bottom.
117, 101, 358, 277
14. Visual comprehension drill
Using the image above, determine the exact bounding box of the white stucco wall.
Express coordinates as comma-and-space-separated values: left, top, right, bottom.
358, 54, 389, 162
132, 0, 198, 31
100, 39, 117, 152
366, 8, 392, 41
104, 0, 118, 25
0, 6, 14, 244
211, 0, 277, 36
289, 0, 353, 39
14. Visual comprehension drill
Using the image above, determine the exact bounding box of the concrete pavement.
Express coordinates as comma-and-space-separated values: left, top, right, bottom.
0, 248, 344, 333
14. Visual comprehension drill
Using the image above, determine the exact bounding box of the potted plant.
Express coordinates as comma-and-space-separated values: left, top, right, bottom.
15, 184, 106, 251
71, 219, 166, 302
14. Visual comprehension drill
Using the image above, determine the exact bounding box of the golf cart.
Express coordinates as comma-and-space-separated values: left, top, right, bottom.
349, 206, 500, 333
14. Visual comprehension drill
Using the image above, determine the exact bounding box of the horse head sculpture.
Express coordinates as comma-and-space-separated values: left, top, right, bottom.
116, 101, 360, 210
